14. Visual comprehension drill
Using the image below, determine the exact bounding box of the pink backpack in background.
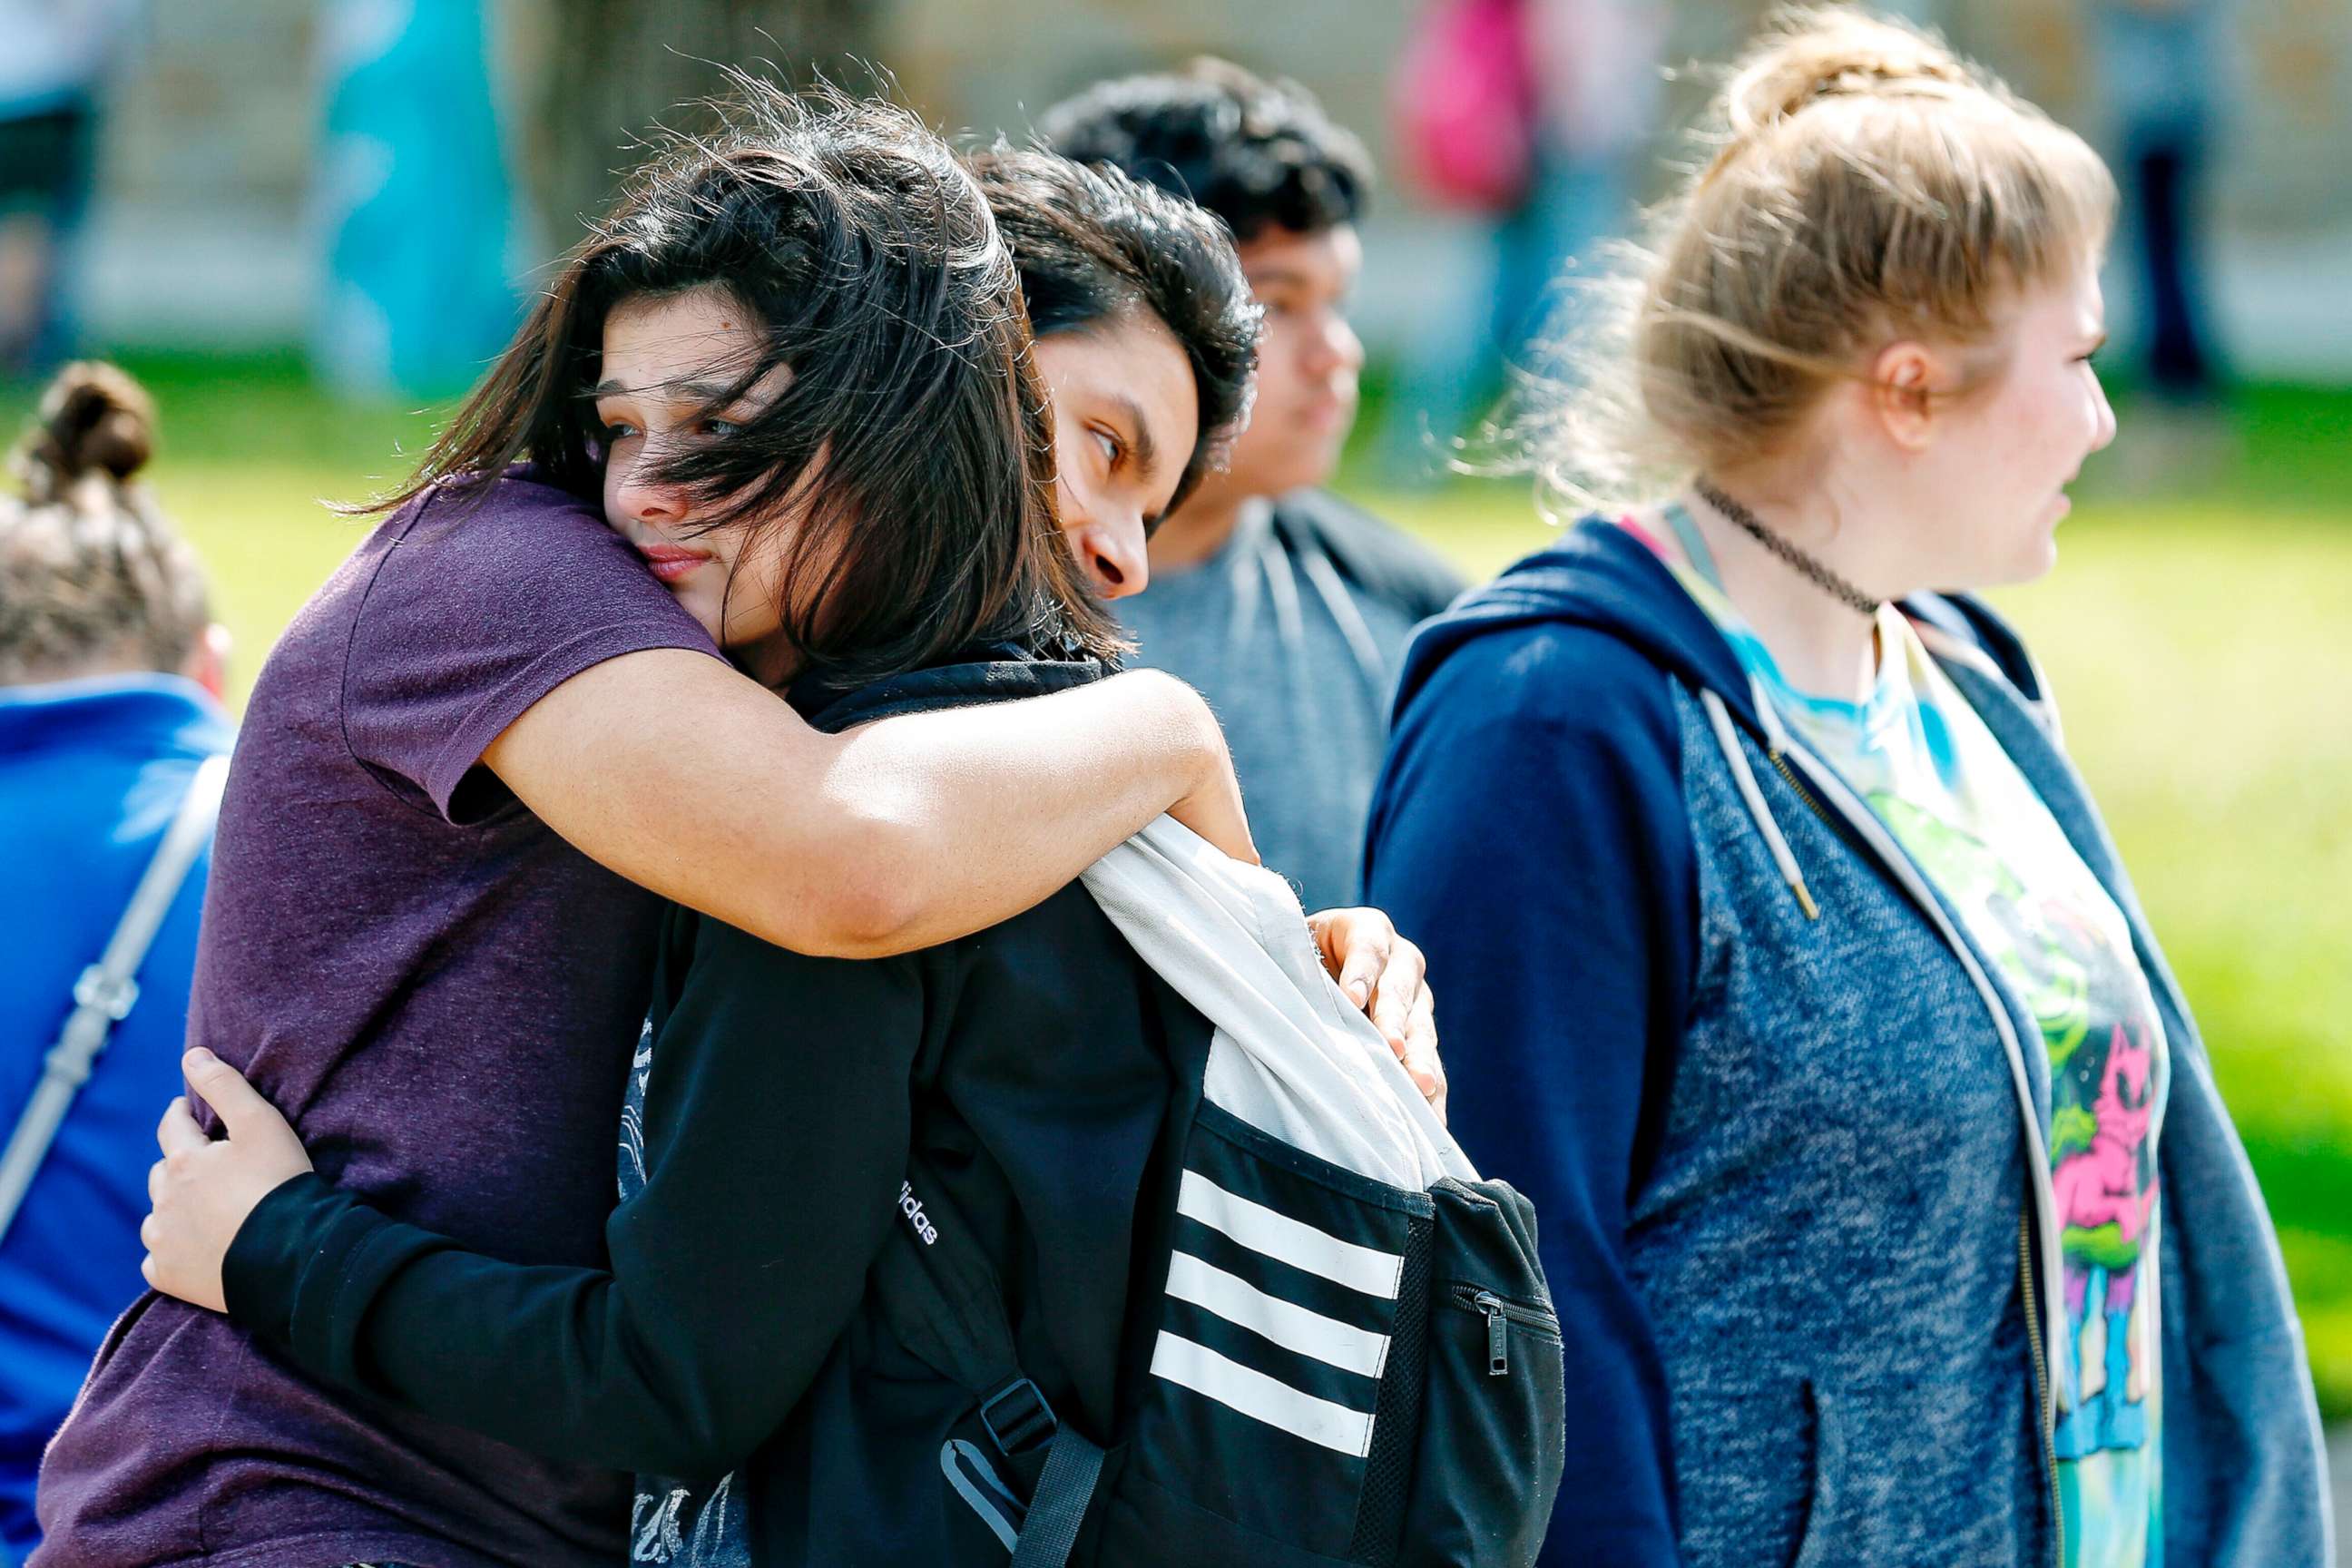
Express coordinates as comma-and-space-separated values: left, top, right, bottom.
1394, 0, 1539, 213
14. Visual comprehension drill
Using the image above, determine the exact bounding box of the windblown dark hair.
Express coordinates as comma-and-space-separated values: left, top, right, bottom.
967, 149, 1259, 514
377, 79, 1116, 684
1037, 59, 1371, 244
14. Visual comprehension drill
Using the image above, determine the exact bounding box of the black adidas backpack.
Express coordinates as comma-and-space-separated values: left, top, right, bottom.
864, 817, 1568, 1567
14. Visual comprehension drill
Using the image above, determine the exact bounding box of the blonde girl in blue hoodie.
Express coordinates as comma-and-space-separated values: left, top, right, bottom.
1367, 8, 2331, 1566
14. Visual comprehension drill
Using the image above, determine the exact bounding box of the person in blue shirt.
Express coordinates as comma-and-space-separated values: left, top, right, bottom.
0, 362, 230, 1564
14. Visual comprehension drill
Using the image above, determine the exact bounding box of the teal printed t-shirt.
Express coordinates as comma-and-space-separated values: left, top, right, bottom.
1626, 509, 2171, 1568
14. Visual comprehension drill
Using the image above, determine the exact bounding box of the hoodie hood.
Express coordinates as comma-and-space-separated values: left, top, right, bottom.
1395, 515, 2048, 740
1396, 518, 1761, 735
1394, 514, 2060, 931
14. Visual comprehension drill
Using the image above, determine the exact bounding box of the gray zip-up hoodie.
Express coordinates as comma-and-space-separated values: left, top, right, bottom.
1363, 518, 2331, 1566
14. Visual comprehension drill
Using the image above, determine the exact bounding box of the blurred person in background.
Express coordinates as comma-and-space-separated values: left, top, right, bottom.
1367, 8, 2328, 1564
1041, 61, 1465, 913
1379, 0, 1662, 485
0, 0, 139, 373
313, 0, 520, 397
2091, 0, 2232, 468
0, 362, 230, 1566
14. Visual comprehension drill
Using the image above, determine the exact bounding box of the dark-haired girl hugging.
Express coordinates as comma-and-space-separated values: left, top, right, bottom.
35, 87, 1438, 1568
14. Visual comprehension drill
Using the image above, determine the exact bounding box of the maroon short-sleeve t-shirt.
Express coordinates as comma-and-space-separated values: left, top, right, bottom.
34, 477, 721, 1568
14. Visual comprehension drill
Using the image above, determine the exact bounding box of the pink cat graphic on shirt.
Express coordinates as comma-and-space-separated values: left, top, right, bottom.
2053, 1022, 2158, 1247
2052, 1020, 2161, 1451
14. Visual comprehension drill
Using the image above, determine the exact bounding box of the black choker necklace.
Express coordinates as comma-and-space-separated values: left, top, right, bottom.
1692, 479, 1883, 617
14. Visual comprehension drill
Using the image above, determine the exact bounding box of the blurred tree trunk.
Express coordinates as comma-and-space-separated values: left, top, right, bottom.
505, 0, 887, 259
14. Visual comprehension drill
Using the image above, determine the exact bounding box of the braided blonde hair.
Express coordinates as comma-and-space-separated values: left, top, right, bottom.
1535, 5, 2117, 508
0, 363, 212, 685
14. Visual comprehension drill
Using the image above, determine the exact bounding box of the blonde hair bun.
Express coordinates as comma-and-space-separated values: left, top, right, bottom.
20, 361, 157, 503
1723, 5, 1975, 138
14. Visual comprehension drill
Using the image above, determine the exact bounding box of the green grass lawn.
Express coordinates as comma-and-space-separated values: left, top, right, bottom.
9, 356, 2351, 1414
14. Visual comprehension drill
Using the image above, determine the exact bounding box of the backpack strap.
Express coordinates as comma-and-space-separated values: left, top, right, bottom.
866, 1152, 1105, 1565
1009, 1424, 1104, 1568
0, 753, 229, 1246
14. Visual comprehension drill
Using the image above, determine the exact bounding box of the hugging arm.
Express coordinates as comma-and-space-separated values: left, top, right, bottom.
487, 651, 1251, 959
1362, 626, 1694, 1565
341, 483, 1250, 963
486, 652, 1442, 1083
200, 922, 926, 1478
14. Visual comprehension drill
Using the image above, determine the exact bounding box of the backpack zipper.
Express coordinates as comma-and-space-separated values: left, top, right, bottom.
1477, 1293, 1508, 1374
1450, 1285, 1560, 1377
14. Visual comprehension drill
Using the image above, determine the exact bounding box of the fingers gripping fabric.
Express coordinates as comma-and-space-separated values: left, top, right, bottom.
1077, 817, 1475, 1191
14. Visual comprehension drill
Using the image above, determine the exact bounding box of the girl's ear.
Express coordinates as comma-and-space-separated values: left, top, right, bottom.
1867, 340, 1942, 453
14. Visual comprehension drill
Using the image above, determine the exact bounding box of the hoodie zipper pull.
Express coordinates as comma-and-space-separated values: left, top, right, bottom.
1474, 1291, 1509, 1377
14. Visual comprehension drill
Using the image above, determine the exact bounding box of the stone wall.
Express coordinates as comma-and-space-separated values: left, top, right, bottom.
79, 0, 317, 342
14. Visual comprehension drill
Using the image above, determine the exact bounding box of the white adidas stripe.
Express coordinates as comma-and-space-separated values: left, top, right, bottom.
1175, 1171, 1404, 1299
1151, 1331, 1377, 1457
1165, 1250, 1391, 1378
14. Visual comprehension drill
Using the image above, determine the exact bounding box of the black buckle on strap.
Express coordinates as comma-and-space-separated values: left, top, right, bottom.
978, 1377, 1058, 1456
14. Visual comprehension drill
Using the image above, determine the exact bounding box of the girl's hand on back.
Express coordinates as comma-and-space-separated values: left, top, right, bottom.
1308, 907, 1446, 1121
142, 1048, 314, 1314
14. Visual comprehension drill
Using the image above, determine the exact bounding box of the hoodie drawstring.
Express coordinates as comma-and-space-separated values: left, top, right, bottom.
1699, 686, 1821, 922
